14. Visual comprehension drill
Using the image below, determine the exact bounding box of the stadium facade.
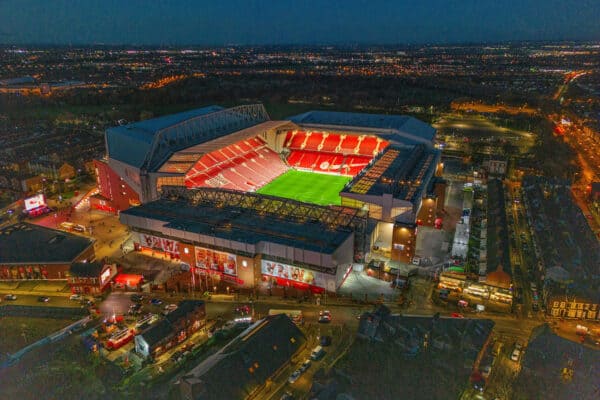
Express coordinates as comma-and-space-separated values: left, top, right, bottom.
96, 104, 443, 293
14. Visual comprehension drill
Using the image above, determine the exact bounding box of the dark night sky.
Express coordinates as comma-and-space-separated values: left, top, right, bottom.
1, 0, 599, 45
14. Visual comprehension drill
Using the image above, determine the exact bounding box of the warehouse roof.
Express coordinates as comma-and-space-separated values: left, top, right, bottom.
0, 223, 94, 265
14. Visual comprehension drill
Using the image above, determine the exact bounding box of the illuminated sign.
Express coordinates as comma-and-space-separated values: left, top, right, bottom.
195, 247, 237, 276
24, 194, 47, 211
100, 267, 112, 285
261, 260, 329, 289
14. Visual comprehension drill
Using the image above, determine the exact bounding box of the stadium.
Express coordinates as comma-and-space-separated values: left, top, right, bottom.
95, 104, 444, 293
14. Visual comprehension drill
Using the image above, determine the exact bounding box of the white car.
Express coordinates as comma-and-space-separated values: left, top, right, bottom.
288, 370, 301, 384
163, 304, 178, 314
299, 359, 312, 372
69, 294, 83, 301
510, 349, 521, 362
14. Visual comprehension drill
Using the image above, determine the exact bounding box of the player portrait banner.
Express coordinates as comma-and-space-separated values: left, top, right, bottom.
261, 260, 329, 289
195, 246, 237, 276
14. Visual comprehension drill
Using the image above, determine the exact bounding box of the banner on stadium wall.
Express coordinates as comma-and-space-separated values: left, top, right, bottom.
261, 260, 329, 290
139, 233, 180, 255
195, 246, 237, 276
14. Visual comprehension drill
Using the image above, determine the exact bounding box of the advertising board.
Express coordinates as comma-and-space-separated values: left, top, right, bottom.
24, 194, 46, 211
195, 246, 237, 276
261, 260, 328, 289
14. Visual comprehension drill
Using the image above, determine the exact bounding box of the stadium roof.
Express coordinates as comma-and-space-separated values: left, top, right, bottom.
342, 144, 440, 202
289, 110, 436, 144
106, 104, 271, 172
181, 314, 305, 400
159, 120, 292, 174
106, 105, 223, 168
120, 187, 366, 255
0, 223, 94, 265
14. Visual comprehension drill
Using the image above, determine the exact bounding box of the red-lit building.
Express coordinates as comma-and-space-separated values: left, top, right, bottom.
0, 223, 96, 280
68, 262, 117, 294
92, 159, 140, 213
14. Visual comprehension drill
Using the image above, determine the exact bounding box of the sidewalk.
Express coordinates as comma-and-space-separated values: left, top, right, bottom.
0, 280, 71, 296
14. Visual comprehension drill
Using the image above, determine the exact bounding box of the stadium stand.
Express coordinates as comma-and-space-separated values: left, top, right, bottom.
283, 130, 388, 177
185, 136, 288, 191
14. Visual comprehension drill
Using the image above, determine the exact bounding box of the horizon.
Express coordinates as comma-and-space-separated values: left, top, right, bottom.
1, 0, 599, 46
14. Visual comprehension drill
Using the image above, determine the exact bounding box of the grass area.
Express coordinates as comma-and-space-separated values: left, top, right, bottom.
0, 317, 72, 354
257, 169, 350, 206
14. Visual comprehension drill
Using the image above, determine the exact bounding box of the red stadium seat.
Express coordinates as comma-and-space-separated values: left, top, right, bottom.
320, 133, 341, 152
358, 136, 379, 156
339, 134, 360, 154
185, 135, 289, 191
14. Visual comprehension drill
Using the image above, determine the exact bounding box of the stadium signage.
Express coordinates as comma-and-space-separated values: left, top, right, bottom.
24, 194, 47, 211
195, 246, 237, 276
139, 233, 180, 255
261, 260, 329, 290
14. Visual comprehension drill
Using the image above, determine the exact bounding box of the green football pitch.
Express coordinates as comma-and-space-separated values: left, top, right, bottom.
257, 169, 351, 206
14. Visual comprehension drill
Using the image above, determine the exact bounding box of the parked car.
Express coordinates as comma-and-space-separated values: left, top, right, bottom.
288, 370, 301, 384
318, 310, 332, 323
279, 391, 294, 400
320, 335, 332, 346
69, 294, 83, 301
149, 298, 163, 305
130, 294, 144, 303
163, 304, 178, 314
170, 351, 184, 363
4, 294, 17, 300
480, 365, 492, 379
299, 359, 312, 372
37, 296, 50, 302
510, 348, 522, 362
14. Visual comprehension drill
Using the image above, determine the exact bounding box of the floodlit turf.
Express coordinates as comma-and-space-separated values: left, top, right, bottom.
257, 169, 351, 206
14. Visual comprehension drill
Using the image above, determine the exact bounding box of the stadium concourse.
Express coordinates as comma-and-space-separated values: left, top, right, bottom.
94, 104, 444, 294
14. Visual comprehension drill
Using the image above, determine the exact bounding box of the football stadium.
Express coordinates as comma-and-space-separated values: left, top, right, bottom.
95, 104, 444, 293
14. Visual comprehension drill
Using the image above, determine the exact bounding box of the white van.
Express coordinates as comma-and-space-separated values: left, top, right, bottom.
310, 345, 325, 360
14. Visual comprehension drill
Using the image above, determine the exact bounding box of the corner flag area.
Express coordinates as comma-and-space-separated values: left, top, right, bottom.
257, 169, 351, 206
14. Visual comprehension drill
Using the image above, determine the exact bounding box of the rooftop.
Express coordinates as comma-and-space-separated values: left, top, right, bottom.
106, 104, 270, 171
289, 110, 436, 144
342, 144, 440, 202
106, 106, 223, 168
0, 223, 94, 265
181, 314, 305, 400
138, 300, 205, 347
70, 261, 104, 277
121, 187, 365, 255
515, 325, 600, 400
